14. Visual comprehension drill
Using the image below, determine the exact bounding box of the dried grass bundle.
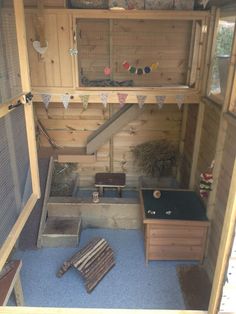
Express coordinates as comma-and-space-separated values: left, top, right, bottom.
132, 140, 177, 177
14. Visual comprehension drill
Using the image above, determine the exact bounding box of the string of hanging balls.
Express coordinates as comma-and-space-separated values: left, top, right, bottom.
123, 61, 159, 75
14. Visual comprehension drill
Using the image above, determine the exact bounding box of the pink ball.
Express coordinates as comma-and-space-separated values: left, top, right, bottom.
104, 67, 111, 76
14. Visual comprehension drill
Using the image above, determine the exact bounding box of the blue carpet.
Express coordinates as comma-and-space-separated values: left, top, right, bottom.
11, 229, 186, 309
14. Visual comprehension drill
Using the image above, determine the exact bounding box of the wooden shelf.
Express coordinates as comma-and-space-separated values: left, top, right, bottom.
26, 8, 210, 21
33, 88, 201, 104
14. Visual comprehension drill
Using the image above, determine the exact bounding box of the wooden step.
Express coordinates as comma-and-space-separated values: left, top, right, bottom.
41, 216, 81, 248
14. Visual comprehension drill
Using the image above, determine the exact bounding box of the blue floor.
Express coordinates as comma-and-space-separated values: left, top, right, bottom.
11, 229, 187, 309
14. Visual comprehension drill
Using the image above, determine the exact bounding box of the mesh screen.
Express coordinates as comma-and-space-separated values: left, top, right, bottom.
0, 0, 22, 104
0, 106, 32, 247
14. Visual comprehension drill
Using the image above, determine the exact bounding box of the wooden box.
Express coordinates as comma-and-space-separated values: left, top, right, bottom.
145, 0, 174, 10
109, 0, 144, 9
140, 189, 210, 262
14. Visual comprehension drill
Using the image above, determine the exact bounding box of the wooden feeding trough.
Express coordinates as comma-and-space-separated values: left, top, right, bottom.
0, 0, 236, 313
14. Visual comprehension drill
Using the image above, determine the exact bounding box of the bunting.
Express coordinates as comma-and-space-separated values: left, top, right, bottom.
117, 93, 128, 108
176, 94, 185, 110
136, 95, 147, 109
41, 93, 51, 110
100, 93, 109, 110
80, 95, 90, 111
61, 93, 70, 110
155, 95, 166, 110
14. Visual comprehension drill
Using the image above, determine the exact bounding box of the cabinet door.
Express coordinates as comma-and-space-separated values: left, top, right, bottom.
25, 12, 74, 88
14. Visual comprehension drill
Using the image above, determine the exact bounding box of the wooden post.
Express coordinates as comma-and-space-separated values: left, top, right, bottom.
207, 19, 236, 219
208, 157, 236, 313
176, 104, 188, 182
14, 0, 40, 198
189, 102, 205, 189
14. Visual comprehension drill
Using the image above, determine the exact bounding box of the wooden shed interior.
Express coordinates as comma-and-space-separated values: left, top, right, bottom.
0, 0, 236, 313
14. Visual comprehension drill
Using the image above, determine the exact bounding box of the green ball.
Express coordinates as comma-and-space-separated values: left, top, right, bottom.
129, 66, 136, 74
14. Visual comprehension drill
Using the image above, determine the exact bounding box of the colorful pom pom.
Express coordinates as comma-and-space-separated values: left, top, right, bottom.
104, 67, 111, 76
137, 68, 143, 75
151, 63, 158, 71
129, 66, 136, 74
123, 61, 130, 70
144, 66, 151, 74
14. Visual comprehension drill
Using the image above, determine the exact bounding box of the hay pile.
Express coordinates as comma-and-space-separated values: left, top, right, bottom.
51, 162, 77, 196
132, 140, 177, 177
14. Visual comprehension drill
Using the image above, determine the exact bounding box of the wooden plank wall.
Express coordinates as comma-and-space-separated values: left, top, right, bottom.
35, 102, 182, 187
78, 19, 192, 87
25, 13, 74, 88
195, 103, 221, 190
180, 104, 198, 188
205, 121, 236, 279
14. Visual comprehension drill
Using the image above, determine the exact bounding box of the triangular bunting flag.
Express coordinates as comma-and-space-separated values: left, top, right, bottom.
80, 95, 90, 111
61, 93, 70, 110
176, 95, 185, 110
155, 95, 166, 110
117, 93, 128, 108
100, 93, 109, 110
137, 95, 147, 109
41, 93, 51, 110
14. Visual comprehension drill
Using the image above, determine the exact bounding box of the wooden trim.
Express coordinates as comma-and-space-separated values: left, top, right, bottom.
24, 102, 40, 198
14, 0, 31, 93
176, 104, 188, 182
0, 308, 207, 314
189, 102, 205, 189
201, 7, 217, 95
224, 112, 236, 127
0, 194, 38, 271
33, 89, 201, 104
25, 8, 209, 21
14, 0, 40, 197
206, 8, 220, 99
208, 157, 236, 313
37, 157, 54, 248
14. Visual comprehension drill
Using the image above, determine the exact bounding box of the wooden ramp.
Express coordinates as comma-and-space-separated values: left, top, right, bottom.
86, 104, 141, 154
57, 237, 115, 293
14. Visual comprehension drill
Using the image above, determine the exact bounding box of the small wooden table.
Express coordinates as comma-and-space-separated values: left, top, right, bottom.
95, 173, 126, 197
0, 260, 24, 306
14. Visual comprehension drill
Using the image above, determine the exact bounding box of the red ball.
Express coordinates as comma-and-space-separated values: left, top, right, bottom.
123, 61, 130, 70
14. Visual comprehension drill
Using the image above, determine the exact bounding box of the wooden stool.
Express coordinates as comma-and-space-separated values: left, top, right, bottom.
95, 173, 126, 197
0, 260, 24, 306
57, 237, 115, 293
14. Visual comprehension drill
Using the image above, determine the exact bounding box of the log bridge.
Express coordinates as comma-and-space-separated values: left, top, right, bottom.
57, 237, 115, 293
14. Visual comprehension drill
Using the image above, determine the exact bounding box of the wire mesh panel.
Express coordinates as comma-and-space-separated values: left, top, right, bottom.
0, 0, 22, 104
0, 106, 32, 247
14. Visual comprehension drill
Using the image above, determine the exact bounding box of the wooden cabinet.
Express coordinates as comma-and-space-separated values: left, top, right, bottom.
25, 12, 75, 88
140, 188, 210, 263
144, 220, 209, 263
